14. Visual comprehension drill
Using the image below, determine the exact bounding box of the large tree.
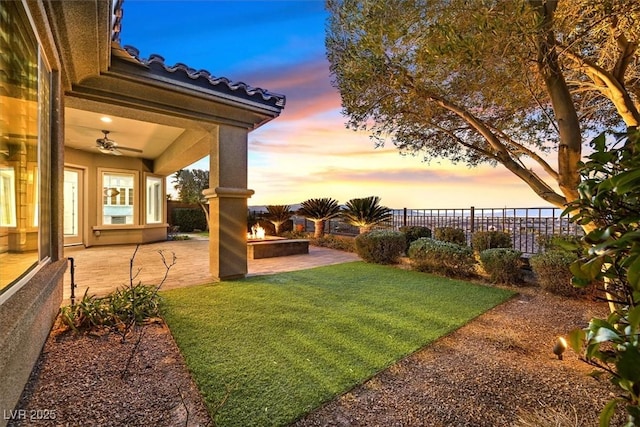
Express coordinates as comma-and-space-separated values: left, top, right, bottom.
172, 169, 210, 229
326, 0, 640, 212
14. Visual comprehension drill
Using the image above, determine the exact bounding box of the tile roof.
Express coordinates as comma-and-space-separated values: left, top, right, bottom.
110, 0, 286, 110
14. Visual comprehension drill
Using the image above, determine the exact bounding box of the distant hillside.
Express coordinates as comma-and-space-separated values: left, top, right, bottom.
248, 204, 302, 213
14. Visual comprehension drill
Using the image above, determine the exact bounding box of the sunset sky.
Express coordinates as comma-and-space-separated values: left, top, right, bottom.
119, 0, 553, 209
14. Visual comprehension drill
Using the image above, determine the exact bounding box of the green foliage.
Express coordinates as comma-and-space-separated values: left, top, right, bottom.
172, 207, 207, 232
326, 0, 640, 208
537, 233, 585, 255
479, 248, 523, 285
59, 284, 161, 333
341, 196, 392, 233
354, 230, 405, 264
297, 198, 341, 238
564, 130, 640, 425
172, 169, 209, 205
399, 226, 432, 252
529, 250, 580, 297
309, 234, 356, 253
409, 238, 476, 278
266, 205, 292, 235
434, 227, 467, 246
472, 231, 513, 253
162, 262, 513, 426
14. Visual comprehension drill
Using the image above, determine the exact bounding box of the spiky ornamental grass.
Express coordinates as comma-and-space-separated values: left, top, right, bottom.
161, 262, 513, 427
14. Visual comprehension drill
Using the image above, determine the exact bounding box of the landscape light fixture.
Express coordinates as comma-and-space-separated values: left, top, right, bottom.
553, 336, 567, 360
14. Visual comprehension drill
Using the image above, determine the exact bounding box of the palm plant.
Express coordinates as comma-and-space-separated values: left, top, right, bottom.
266, 205, 292, 235
297, 198, 341, 238
342, 196, 392, 234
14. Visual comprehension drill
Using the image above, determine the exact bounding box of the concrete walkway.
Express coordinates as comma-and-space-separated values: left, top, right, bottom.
62, 238, 360, 304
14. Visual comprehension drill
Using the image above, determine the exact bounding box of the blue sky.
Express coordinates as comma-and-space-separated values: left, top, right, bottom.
119, 0, 548, 209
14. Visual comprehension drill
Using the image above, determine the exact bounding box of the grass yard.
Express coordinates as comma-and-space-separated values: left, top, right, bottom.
161, 261, 514, 427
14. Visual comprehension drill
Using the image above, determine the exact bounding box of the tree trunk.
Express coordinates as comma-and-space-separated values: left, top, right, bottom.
314, 220, 326, 238
530, 0, 582, 204
198, 202, 210, 231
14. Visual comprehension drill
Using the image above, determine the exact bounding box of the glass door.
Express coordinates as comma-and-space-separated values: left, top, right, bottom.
63, 167, 83, 246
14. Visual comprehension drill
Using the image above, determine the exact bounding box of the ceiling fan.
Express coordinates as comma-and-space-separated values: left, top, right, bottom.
95, 130, 143, 156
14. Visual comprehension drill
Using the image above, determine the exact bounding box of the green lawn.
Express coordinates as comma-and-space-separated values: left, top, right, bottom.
161, 261, 514, 427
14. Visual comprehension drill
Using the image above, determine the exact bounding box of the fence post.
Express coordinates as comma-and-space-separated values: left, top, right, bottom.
470, 206, 475, 233
403, 208, 407, 228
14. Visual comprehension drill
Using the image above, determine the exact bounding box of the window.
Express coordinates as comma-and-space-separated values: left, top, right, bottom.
0, 1, 52, 294
146, 176, 163, 224
101, 171, 136, 225
0, 168, 16, 227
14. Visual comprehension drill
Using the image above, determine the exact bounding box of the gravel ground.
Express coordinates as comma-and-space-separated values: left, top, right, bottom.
10, 284, 624, 427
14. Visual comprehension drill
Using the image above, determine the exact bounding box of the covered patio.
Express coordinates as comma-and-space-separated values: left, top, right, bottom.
62, 240, 361, 304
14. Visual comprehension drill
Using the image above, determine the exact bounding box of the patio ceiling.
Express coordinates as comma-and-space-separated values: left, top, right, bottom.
64, 107, 186, 160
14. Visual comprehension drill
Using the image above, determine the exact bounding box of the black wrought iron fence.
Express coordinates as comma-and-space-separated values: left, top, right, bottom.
254, 206, 584, 255
388, 207, 583, 255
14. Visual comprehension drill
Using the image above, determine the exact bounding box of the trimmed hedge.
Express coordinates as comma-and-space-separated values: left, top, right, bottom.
354, 230, 405, 264
434, 227, 467, 245
479, 248, 523, 285
172, 207, 207, 232
529, 250, 579, 297
472, 231, 512, 253
408, 238, 476, 278
399, 226, 432, 252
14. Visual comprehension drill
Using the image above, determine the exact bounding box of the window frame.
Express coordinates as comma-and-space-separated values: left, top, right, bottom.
144, 174, 164, 225
0, 0, 52, 299
98, 168, 139, 227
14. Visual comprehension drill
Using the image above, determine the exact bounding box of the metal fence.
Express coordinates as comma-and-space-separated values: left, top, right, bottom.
258, 206, 584, 256
323, 206, 583, 256
386, 207, 583, 255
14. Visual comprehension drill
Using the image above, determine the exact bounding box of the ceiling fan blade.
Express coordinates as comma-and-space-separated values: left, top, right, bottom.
110, 148, 123, 156
116, 146, 144, 153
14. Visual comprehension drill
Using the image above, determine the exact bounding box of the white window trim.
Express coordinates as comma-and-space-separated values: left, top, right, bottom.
144, 173, 164, 225
98, 168, 139, 227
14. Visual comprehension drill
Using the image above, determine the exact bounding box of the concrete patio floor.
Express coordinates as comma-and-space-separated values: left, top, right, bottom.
62, 238, 361, 304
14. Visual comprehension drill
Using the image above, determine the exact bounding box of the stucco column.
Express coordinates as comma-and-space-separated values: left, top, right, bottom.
203, 125, 253, 280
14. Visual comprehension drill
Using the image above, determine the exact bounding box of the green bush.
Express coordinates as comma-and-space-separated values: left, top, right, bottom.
479, 248, 523, 285
354, 230, 405, 264
434, 227, 467, 245
399, 226, 432, 252
537, 233, 584, 255
310, 234, 356, 253
172, 208, 207, 232
60, 284, 162, 332
529, 250, 579, 297
472, 230, 513, 253
408, 238, 476, 278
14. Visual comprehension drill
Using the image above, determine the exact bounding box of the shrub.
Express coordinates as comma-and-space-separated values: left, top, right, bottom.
472, 230, 513, 253
479, 248, 523, 285
434, 227, 466, 245
354, 230, 405, 264
310, 234, 356, 253
60, 284, 162, 333
399, 226, 432, 252
408, 238, 476, 278
172, 207, 207, 232
537, 233, 584, 255
529, 250, 579, 297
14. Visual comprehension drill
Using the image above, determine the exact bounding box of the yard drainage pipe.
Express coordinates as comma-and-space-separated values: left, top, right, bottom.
69, 257, 76, 306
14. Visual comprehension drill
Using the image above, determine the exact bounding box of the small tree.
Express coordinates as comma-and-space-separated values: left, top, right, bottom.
297, 198, 341, 238
342, 196, 392, 234
265, 205, 292, 235
172, 169, 209, 230
566, 130, 640, 426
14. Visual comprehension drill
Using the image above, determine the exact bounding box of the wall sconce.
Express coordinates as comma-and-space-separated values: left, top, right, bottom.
104, 187, 120, 197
